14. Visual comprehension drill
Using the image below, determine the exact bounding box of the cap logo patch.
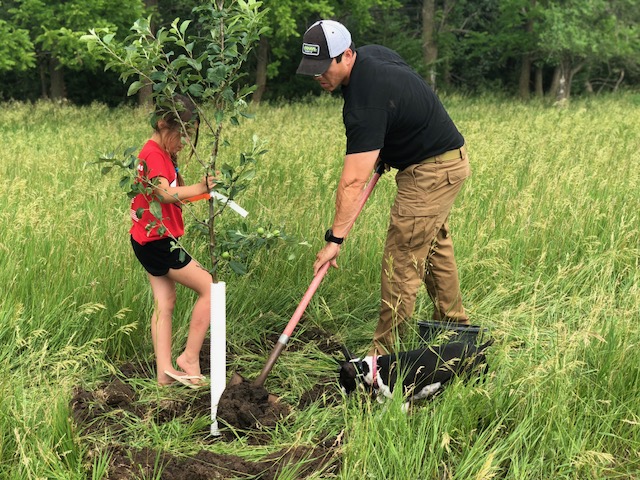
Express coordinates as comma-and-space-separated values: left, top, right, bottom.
302, 43, 320, 56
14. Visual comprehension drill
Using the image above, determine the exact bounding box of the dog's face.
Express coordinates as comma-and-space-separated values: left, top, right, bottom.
337, 347, 370, 394
338, 361, 359, 394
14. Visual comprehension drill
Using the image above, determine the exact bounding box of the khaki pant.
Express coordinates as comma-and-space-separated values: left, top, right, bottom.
373, 147, 470, 354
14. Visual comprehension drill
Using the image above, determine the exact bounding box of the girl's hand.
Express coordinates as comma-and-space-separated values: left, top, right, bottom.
201, 174, 217, 193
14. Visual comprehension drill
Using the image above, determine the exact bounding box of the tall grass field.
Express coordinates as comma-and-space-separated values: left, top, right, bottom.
1, 93, 639, 479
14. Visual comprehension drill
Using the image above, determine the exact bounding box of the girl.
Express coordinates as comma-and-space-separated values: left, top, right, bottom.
130, 94, 215, 387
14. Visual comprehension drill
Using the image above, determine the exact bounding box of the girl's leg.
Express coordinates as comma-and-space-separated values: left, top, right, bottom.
147, 273, 184, 385
167, 260, 212, 382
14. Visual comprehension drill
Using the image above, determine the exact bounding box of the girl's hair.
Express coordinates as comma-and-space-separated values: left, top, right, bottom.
153, 94, 200, 186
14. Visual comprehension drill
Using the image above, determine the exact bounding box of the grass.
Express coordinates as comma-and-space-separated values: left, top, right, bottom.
1, 92, 639, 479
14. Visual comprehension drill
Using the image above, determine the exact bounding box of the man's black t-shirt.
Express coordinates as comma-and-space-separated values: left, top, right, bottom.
341, 45, 464, 170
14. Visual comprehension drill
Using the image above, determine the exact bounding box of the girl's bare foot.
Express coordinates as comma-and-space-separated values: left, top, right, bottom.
176, 353, 203, 385
158, 367, 187, 386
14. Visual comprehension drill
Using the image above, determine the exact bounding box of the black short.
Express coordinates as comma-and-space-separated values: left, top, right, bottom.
131, 236, 192, 276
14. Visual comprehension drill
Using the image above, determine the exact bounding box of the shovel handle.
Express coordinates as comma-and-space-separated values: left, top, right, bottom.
253, 165, 384, 387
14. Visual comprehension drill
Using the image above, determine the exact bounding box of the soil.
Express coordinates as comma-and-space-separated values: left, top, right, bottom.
70, 328, 344, 479
100, 442, 338, 480
217, 382, 290, 431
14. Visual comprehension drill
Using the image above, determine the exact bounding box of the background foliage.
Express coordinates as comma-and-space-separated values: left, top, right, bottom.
1, 0, 639, 104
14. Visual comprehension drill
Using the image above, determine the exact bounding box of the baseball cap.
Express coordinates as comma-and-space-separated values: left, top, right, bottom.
296, 20, 352, 76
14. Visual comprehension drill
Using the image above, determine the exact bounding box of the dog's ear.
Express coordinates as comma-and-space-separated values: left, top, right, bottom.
341, 345, 356, 362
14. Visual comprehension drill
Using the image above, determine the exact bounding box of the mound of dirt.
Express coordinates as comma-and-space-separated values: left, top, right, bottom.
217, 382, 290, 431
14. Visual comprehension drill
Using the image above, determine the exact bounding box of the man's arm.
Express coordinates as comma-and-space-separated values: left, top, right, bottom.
313, 149, 380, 275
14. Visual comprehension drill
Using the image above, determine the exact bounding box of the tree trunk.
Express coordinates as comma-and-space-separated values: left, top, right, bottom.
548, 65, 561, 99
553, 59, 580, 104
534, 66, 543, 97
556, 63, 567, 102
565, 61, 584, 99
613, 69, 625, 92
139, 84, 153, 107
421, 0, 437, 89
584, 79, 594, 94
39, 59, 49, 99
252, 35, 269, 104
518, 2, 535, 100
518, 54, 532, 100
49, 57, 66, 100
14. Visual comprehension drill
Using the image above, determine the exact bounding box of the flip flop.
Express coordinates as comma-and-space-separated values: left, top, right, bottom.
164, 370, 205, 389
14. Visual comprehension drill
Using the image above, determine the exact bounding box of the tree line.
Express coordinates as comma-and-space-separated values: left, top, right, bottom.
1, 0, 638, 106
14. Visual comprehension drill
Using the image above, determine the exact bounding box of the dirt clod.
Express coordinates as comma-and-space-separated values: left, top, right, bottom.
217, 381, 290, 431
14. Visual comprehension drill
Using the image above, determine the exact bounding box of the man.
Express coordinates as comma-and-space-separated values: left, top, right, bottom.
297, 20, 471, 355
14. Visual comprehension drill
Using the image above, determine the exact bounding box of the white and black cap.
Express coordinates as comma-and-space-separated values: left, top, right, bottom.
296, 20, 352, 76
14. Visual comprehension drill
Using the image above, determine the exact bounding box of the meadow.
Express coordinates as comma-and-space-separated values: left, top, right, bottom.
0, 93, 639, 479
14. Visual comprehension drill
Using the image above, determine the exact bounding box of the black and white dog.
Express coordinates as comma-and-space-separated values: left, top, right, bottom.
338, 340, 493, 410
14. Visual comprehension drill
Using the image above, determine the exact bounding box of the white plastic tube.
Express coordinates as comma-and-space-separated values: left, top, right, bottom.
210, 281, 226, 436
210, 191, 249, 218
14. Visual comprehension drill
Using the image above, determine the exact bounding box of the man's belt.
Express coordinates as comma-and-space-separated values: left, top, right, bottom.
419, 145, 466, 164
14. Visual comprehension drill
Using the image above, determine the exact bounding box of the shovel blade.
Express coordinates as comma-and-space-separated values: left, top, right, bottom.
227, 371, 280, 404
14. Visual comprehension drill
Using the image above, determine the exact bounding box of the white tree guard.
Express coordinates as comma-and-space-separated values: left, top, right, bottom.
210, 282, 226, 436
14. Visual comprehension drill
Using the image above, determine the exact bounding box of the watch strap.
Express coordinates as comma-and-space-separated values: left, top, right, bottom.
324, 228, 344, 245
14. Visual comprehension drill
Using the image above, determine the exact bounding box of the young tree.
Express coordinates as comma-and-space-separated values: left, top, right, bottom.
85, 0, 288, 279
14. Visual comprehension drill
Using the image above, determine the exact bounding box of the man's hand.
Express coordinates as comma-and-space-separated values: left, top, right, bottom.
313, 242, 341, 276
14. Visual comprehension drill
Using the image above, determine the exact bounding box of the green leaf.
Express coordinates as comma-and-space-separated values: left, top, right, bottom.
127, 81, 145, 96
229, 261, 248, 275
124, 146, 138, 157
238, 169, 256, 182
149, 200, 162, 220
180, 20, 192, 36
186, 59, 202, 71
135, 208, 144, 219
188, 83, 204, 97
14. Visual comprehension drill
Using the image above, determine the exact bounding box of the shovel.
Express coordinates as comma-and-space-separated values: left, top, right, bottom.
229, 163, 386, 392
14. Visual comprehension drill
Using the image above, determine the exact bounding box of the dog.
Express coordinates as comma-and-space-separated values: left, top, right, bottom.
338, 340, 493, 410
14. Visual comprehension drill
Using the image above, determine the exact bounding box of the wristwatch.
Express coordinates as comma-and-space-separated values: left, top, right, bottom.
324, 228, 344, 245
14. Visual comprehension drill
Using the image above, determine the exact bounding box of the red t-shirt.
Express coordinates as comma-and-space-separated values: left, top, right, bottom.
129, 140, 185, 245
